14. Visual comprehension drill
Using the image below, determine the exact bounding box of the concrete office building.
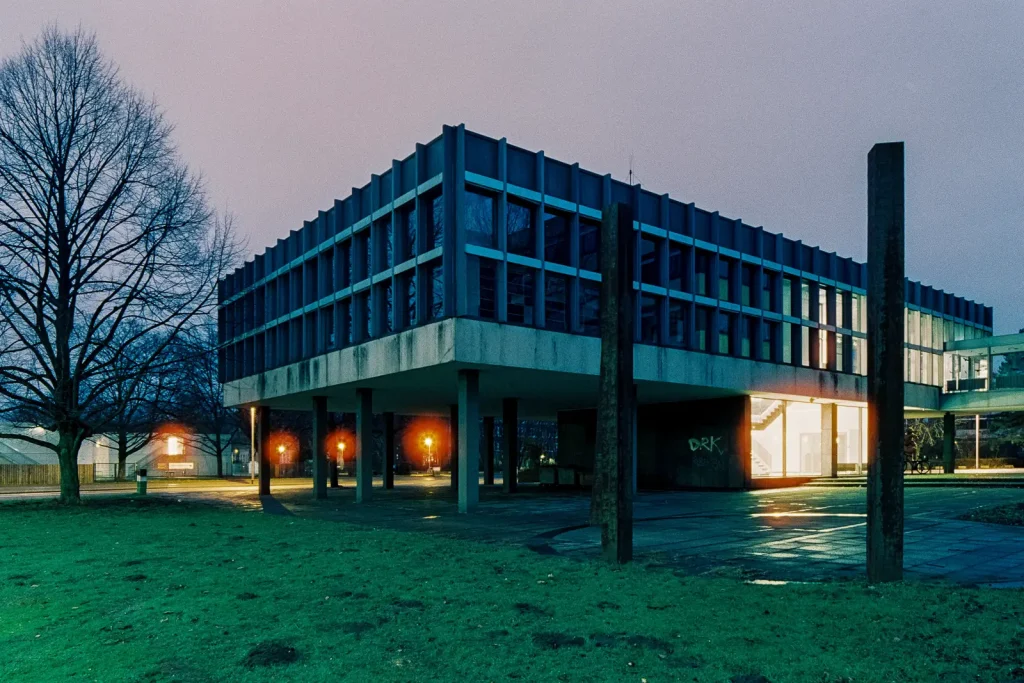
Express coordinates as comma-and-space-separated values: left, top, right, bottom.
218, 125, 993, 506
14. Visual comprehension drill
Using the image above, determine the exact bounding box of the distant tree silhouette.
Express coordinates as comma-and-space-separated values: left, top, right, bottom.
0, 28, 240, 502
169, 325, 243, 477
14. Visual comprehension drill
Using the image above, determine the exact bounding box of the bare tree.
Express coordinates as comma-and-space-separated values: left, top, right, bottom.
170, 325, 242, 478
0, 28, 240, 502
97, 326, 173, 479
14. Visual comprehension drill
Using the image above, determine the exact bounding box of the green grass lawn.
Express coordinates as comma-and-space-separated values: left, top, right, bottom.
961, 502, 1024, 527
3, 498, 1024, 683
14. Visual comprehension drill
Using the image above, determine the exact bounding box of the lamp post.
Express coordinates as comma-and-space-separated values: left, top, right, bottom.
337, 441, 346, 472
424, 435, 434, 475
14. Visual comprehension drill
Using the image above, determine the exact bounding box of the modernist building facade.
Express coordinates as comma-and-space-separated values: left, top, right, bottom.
218, 124, 993, 500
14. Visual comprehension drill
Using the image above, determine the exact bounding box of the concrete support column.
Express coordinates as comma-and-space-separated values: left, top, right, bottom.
330, 412, 341, 488
483, 416, 495, 486
942, 412, 956, 474
822, 402, 838, 478
866, 141, 905, 583
502, 398, 519, 493
257, 406, 271, 496
330, 458, 340, 488
457, 370, 480, 513
591, 201, 635, 564
312, 396, 328, 500
383, 412, 395, 490
449, 404, 459, 489
355, 388, 373, 503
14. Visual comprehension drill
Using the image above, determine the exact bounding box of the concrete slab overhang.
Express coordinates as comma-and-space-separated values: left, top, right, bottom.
223, 319, 938, 417
945, 332, 1024, 358
936, 390, 1024, 415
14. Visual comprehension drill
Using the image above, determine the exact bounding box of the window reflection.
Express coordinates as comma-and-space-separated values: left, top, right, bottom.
466, 191, 496, 248
544, 210, 571, 265
507, 265, 535, 324
640, 295, 659, 344
579, 281, 600, 335
544, 273, 568, 331
579, 219, 600, 272
507, 200, 535, 257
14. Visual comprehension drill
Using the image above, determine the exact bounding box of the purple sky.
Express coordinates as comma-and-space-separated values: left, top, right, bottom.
5, 2, 1023, 332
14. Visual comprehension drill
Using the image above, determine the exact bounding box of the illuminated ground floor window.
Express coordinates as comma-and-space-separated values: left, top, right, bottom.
751, 397, 866, 478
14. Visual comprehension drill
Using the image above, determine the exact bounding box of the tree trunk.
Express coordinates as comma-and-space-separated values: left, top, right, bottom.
214, 433, 224, 477
57, 430, 82, 504
117, 430, 129, 480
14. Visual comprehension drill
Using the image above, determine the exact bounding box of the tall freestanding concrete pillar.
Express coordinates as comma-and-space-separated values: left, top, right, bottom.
822, 402, 838, 478
590, 201, 635, 564
483, 416, 495, 486
257, 406, 271, 496
502, 398, 518, 493
943, 412, 956, 474
457, 370, 480, 513
312, 396, 328, 500
449, 403, 459, 489
383, 412, 395, 490
355, 388, 373, 503
330, 456, 340, 488
866, 142, 905, 583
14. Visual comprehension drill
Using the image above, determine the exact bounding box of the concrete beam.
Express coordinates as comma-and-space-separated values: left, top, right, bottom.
312, 396, 328, 500
866, 141, 905, 583
502, 398, 518, 493
458, 370, 480, 513
355, 388, 373, 503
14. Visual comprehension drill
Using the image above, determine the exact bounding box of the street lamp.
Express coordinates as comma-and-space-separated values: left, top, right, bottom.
336, 441, 346, 470
423, 435, 434, 475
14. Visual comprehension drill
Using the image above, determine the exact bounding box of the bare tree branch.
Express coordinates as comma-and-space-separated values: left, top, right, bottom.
0, 27, 243, 502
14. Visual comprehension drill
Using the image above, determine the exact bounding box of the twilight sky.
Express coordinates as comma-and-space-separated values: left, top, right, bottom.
4, 1, 1023, 332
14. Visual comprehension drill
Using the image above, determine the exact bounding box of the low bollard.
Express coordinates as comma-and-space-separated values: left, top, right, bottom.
136, 468, 148, 495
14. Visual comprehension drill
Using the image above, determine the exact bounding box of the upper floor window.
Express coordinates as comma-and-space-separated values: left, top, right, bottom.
544, 273, 569, 331
718, 259, 732, 302
427, 262, 444, 320
761, 270, 775, 312
543, 210, 571, 266
694, 250, 712, 297
640, 237, 660, 285
507, 264, 535, 324
740, 264, 755, 307
399, 204, 417, 262
667, 300, 686, 347
429, 194, 444, 249
668, 244, 685, 291
465, 190, 496, 249
579, 219, 600, 272
640, 295, 659, 344
507, 200, 535, 257
579, 280, 600, 335
477, 258, 497, 320
374, 218, 392, 274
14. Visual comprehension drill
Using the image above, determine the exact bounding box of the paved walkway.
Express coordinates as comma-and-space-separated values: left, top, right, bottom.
10, 476, 1024, 586
549, 487, 1024, 586
114, 478, 1024, 587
